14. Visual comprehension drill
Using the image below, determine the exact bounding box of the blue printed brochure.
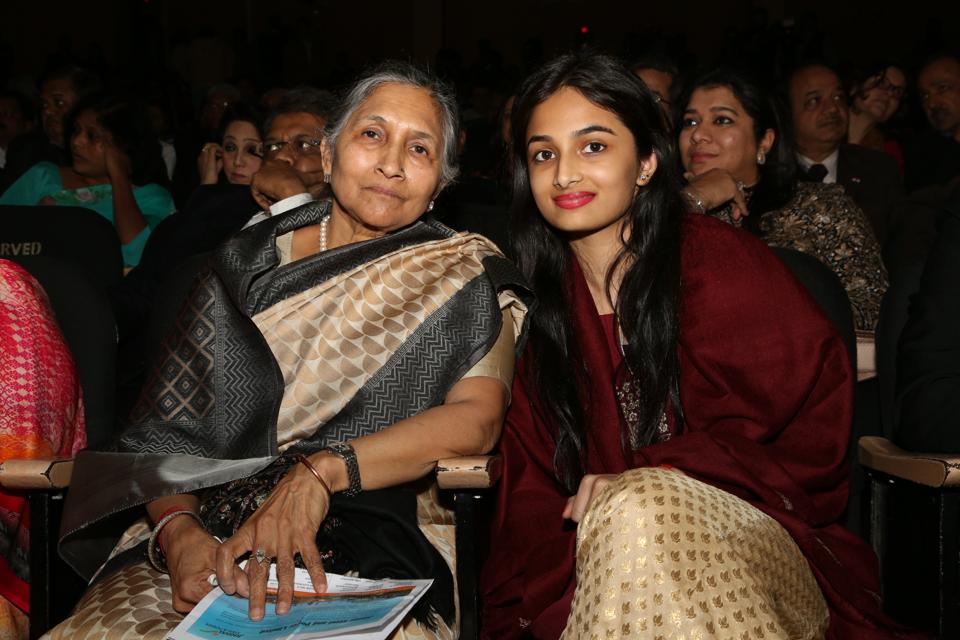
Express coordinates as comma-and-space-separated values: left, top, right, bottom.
166, 568, 433, 640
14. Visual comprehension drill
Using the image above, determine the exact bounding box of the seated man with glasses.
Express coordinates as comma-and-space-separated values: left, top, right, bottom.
111, 87, 337, 415
244, 87, 337, 228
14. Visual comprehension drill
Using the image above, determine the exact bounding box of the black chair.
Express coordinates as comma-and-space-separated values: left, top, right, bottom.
434, 457, 499, 640
859, 437, 960, 638
858, 191, 960, 637
772, 247, 856, 364
0, 205, 123, 289
771, 247, 875, 537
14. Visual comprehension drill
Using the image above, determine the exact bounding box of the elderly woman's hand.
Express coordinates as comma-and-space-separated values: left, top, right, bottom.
215, 458, 336, 620
684, 169, 749, 221
160, 517, 220, 612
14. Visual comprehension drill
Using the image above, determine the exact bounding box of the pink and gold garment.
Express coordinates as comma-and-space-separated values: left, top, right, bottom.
0, 260, 86, 637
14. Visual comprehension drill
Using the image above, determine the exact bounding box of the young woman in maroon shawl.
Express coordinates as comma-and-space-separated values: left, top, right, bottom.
480, 52, 921, 639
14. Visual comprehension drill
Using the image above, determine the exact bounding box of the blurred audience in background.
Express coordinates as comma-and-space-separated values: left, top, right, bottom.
906, 54, 960, 192
846, 62, 908, 171
0, 94, 174, 267
787, 62, 904, 251
196, 102, 263, 186
2, 65, 101, 191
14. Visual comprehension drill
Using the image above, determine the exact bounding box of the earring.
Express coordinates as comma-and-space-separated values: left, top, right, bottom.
639, 173, 649, 182
426, 200, 434, 212
323, 173, 331, 183
756, 150, 766, 166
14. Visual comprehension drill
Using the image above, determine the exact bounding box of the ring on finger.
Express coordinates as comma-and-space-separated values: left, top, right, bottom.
255, 548, 268, 566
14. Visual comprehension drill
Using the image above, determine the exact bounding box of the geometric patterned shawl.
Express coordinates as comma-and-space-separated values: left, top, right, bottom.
59, 200, 532, 580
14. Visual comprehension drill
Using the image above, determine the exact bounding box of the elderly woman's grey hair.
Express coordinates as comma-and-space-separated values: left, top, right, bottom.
324, 61, 460, 189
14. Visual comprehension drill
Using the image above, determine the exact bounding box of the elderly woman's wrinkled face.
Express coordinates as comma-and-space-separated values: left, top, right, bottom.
679, 86, 773, 186
322, 83, 444, 234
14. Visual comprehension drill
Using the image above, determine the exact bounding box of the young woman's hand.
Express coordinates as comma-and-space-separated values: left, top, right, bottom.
161, 516, 220, 613
197, 143, 223, 185
215, 458, 335, 620
563, 473, 620, 523
684, 169, 749, 220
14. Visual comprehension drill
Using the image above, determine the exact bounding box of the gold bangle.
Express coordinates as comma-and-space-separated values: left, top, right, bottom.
295, 454, 332, 497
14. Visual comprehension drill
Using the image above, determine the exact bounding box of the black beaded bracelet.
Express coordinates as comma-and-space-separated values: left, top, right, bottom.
324, 442, 362, 497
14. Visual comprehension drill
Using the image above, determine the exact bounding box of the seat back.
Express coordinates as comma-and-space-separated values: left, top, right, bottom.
772, 247, 871, 535
16, 255, 117, 449
0, 205, 123, 289
772, 247, 856, 363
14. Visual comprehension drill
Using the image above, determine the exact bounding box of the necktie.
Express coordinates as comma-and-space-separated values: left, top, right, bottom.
805, 163, 828, 182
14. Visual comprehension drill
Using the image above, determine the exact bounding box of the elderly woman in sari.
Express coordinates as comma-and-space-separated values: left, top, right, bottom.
48, 62, 530, 640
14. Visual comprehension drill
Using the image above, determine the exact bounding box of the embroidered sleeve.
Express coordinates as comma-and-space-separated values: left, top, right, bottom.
760, 183, 888, 330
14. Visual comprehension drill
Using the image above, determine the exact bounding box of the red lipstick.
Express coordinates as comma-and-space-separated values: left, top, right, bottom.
553, 192, 595, 209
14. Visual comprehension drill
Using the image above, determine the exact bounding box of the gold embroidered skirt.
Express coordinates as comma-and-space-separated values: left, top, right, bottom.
561, 467, 828, 640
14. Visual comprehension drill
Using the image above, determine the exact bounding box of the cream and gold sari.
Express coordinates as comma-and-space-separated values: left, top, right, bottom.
48, 201, 530, 640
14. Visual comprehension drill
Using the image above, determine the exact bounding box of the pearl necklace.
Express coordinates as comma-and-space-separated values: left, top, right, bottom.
319, 214, 331, 252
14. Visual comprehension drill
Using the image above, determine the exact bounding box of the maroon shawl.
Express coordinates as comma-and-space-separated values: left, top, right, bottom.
480, 215, 921, 639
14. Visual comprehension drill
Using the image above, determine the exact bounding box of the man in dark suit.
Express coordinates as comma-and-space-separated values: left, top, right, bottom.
788, 63, 904, 250
904, 54, 960, 192
895, 187, 960, 452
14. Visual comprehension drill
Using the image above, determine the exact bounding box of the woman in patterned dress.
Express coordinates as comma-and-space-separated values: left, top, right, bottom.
0, 260, 86, 640
677, 68, 887, 330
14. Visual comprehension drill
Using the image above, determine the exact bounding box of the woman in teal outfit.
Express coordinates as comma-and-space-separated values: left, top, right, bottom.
0, 95, 174, 267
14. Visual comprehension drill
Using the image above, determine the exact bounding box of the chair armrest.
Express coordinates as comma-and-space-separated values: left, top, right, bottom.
856, 330, 876, 381
0, 458, 74, 490
858, 436, 960, 488
436, 455, 501, 490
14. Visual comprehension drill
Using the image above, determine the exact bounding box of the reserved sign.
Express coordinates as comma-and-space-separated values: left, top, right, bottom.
0, 242, 42, 256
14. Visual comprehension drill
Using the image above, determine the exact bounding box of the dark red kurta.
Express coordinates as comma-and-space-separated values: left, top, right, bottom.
481, 215, 921, 639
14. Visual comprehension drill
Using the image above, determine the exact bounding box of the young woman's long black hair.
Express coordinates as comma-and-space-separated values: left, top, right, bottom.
509, 52, 685, 493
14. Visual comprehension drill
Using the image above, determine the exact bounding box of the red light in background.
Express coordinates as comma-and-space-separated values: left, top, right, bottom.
580, 25, 589, 34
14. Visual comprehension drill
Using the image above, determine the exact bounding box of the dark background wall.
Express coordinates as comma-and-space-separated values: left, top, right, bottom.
1, 0, 951, 85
